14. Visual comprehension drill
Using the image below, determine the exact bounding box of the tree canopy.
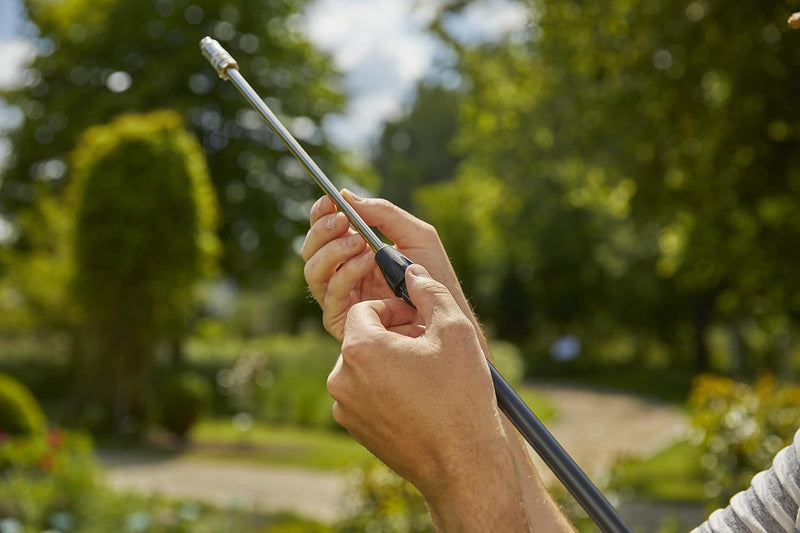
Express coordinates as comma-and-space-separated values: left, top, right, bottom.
1, 0, 354, 283
385, 0, 800, 371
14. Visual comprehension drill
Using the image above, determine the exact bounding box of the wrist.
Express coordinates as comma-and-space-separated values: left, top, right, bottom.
423, 430, 531, 532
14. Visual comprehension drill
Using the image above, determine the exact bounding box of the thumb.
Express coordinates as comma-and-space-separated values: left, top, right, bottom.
404, 264, 458, 327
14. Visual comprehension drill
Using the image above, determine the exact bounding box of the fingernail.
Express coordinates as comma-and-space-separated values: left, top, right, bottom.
343, 189, 363, 202
406, 264, 429, 278
326, 213, 338, 230
347, 233, 361, 248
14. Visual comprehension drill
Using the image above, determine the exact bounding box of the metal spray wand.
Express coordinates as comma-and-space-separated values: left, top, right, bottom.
200, 36, 631, 533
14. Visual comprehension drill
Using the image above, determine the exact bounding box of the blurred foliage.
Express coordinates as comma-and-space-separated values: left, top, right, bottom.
189, 419, 372, 470
0, 373, 45, 437
337, 462, 431, 533
0, 429, 95, 528
374, 83, 464, 211
488, 338, 524, 386
0, 428, 332, 531
0, 0, 366, 288
157, 371, 212, 440
70, 110, 218, 326
207, 332, 525, 430
68, 110, 218, 434
389, 0, 800, 374
611, 439, 705, 503
688, 373, 800, 506
214, 331, 341, 429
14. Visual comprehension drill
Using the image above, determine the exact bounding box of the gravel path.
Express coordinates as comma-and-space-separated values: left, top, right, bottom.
526, 381, 689, 486
100, 382, 689, 524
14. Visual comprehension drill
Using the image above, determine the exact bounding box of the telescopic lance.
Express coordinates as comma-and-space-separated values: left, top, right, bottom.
200, 36, 631, 533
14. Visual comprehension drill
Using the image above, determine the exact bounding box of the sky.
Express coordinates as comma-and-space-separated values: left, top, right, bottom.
0, 0, 528, 152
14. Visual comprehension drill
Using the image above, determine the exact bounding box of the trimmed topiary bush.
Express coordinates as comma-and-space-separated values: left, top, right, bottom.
159, 372, 212, 440
68, 110, 219, 434
0, 373, 46, 437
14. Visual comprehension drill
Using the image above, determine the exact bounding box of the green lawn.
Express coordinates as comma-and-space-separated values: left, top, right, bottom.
188, 421, 374, 470
610, 439, 705, 502
517, 385, 558, 423
185, 383, 556, 470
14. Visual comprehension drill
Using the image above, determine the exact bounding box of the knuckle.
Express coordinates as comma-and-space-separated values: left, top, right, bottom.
373, 197, 394, 211
419, 221, 438, 239
302, 258, 317, 283
441, 315, 475, 338
326, 370, 340, 398
322, 315, 339, 340
331, 401, 346, 427
345, 301, 368, 323
340, 337, 363, 365
418, 277, 450, 297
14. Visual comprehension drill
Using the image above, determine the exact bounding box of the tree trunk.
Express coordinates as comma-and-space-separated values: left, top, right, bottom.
727, 320, 745, 378
692, 292, 717, 372
170, 338, 184, 367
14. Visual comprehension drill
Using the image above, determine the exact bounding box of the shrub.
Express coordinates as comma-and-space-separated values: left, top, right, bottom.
0, 429, 96, 528
68, 110, 219, 434
688, 374, 800, 506
0, 428, 329, 532
489, 339, 525, 387
159, 372, 213, 439
0, 373, 46, 437
217, 332, 340, 429
337, 462, 432, 533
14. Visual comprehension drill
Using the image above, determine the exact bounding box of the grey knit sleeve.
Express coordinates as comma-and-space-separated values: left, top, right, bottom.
691, 429, 800, 532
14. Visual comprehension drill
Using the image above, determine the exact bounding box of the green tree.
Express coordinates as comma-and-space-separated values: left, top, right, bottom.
429, 0, 800, 371
1, 0, 351, 285
69, 110, 218, 434
374, 83, 464, 210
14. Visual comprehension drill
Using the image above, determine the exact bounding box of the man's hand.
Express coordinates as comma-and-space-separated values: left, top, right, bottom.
304, 193, 573, 532
301, 190, 467, 342
327, 264, 531, 531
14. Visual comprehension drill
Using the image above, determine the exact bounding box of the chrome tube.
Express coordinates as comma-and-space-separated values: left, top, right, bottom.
200, 37, 385, 252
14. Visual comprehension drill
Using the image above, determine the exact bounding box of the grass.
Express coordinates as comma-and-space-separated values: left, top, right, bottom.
180, 385, 556, 471
610, 439, 705, 502
187, 420, 374, 470
517, 385, 558, 423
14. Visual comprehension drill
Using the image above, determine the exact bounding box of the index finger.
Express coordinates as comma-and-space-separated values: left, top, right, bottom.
310, 194, 337, 226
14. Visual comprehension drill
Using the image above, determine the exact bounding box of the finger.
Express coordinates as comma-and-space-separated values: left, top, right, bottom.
301, 210, 352, 262
344, 298, 419, 340
323, 248, 375, 307
304, 233, 368, 299
341, 189, 436, 249
309, 194, 337, 226
318, 250, 375, 337
387, 323, 426, 338
404, 264, 461, 328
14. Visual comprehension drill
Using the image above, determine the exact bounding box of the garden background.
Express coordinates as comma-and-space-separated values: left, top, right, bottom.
1, 0, 800, 531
